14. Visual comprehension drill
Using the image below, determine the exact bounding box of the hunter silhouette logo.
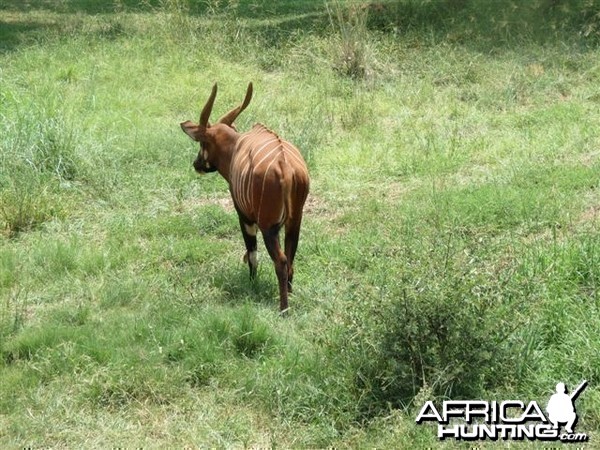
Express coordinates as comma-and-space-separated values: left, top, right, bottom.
546, 380, 587, 435
416, 380, 589, 442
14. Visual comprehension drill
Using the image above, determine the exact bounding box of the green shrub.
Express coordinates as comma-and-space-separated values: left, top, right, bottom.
353, 274, 513, 417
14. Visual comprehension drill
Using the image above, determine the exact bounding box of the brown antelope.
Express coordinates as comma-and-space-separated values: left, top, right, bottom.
180, 83, 310, 312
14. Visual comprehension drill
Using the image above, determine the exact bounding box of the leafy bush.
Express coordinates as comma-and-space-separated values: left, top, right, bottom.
353, 286, 509, 417
334, 228, 525, 420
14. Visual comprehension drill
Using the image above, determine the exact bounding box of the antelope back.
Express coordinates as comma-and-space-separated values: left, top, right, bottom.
230, 124, 309, 229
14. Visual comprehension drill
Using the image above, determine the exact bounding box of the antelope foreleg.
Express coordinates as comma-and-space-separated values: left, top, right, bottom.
239, 219, 258, 279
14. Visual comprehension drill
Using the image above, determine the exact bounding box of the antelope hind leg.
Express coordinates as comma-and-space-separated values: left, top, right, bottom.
262, 226, 289, 312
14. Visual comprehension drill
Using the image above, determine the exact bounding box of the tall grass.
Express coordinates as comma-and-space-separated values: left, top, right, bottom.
327, 0, 373, 79
0, 105, 80, 236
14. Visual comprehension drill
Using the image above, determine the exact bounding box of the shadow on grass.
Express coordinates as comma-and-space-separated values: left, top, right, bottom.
0, 0, 325, 17
0, 0, 329, 53
0, 0, 161, 14
212, 263, 280, 309
2, 0, 597, 55
0, 19, 60, 53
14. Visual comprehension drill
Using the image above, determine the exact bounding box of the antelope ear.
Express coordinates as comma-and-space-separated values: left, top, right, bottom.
180, 121, 204, 141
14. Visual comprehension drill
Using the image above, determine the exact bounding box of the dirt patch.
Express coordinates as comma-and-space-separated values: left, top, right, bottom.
181, 195, 235, 214
579, 150, 600, 167
578, 204, 600, 225
303, 193, 333, 216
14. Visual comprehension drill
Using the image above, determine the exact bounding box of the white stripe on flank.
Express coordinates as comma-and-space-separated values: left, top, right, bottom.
232, 158, 243, 209
236, 133, 252, 147
256, 157, 279, 224
253, 144, 281, 169
231, 125, 307, 223
248, 138, 279, 162
241, 162, 252, 212
236, 165, 244, 211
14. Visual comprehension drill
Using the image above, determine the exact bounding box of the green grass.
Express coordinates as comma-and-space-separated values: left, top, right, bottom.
1, 0, 600, 447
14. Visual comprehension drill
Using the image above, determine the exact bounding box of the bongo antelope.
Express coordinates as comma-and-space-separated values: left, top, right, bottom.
180, 83, 310, 312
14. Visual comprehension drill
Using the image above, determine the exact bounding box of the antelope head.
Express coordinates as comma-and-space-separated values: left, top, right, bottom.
180, 82, 253, 177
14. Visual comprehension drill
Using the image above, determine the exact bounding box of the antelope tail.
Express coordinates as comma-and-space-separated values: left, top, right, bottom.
282, 167, 294, 225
